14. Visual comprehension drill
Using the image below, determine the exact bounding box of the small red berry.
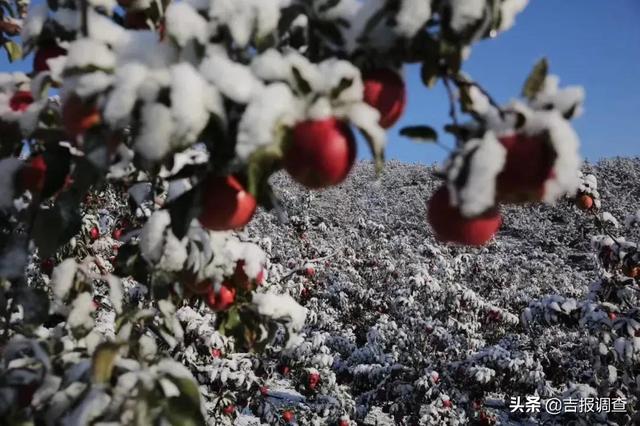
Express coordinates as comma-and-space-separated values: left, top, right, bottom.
305, 266, 315, 277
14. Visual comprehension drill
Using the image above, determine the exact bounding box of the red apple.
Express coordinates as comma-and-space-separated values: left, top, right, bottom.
40, 258, 55, 276
210, 348, 222, 358
205, 283, 236, 311
19, 155, 47, 193
427, 186, 502, 246
496, 133, 556, 203
363, 68, 406, 129
199, 175, 256, 231
284, 118, 356, 189
112, 228, 123, 240
222, 404, 235, 416
443, 399, 452, 409
282, 410, 295, 423
608, 312, 618, 321
339, 419, 350, 426
255, 268, 265, 286
89, 226, 100, 241
308, 371, 320, 389
62, 95, 101, 140
232, 260, 264, 289
260, 386, 269, 396
33, 44, 67, 73
577, 194, 594, 211
9, 90, 34, 112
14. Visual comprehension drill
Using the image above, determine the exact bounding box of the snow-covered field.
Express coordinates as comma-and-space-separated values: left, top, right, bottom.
208, 157, 639, 424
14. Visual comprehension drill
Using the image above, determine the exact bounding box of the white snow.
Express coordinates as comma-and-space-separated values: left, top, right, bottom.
103, 63, 148, 127
164, 2, 208, 47
64, 39, 116, 72
20, 3, 48, 45
395, 0, 432, 37
134, 102, 174, 161
139, 210, 171, 264
199, 47, 263, 104
251, 293, 307, 335
51, 259, 78, 300
169, 63, 211, 148
236, 83, 300, 160
447, 131, 507, 217
499, 0, 528, 32
447, 0, 486, 33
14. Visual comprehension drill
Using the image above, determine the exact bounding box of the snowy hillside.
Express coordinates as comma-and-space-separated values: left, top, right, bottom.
230, 157, 640, 425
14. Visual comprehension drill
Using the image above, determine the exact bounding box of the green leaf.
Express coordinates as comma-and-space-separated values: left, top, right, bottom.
420, 59, 439, 88
246, 140, 283, 201
522, 58, 548, 100
32, 192, 82, 258
3, 41, 22, 62
91, 342, 123, 384
169, 186, 203, 240
291, 66, 312, 95
400, 126, 438, 142
330, 77, 353, 99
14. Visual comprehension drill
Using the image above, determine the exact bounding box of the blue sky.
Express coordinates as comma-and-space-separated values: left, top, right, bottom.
383, 0, 640, 164
3, 0, 639, 164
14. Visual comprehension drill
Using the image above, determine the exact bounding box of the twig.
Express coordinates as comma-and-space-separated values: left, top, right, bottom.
80, 0, 89, 37
451, 75, 505, 119
441, 76, 461, 147
590, 209, 622, 248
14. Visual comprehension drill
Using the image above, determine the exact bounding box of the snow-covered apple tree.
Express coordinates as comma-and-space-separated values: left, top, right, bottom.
0, 0, 591, 424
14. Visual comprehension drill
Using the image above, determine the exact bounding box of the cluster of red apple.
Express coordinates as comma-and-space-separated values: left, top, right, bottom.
184, 260, 265, 312
198, 68, 405, 232
428, 132, 556, 246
